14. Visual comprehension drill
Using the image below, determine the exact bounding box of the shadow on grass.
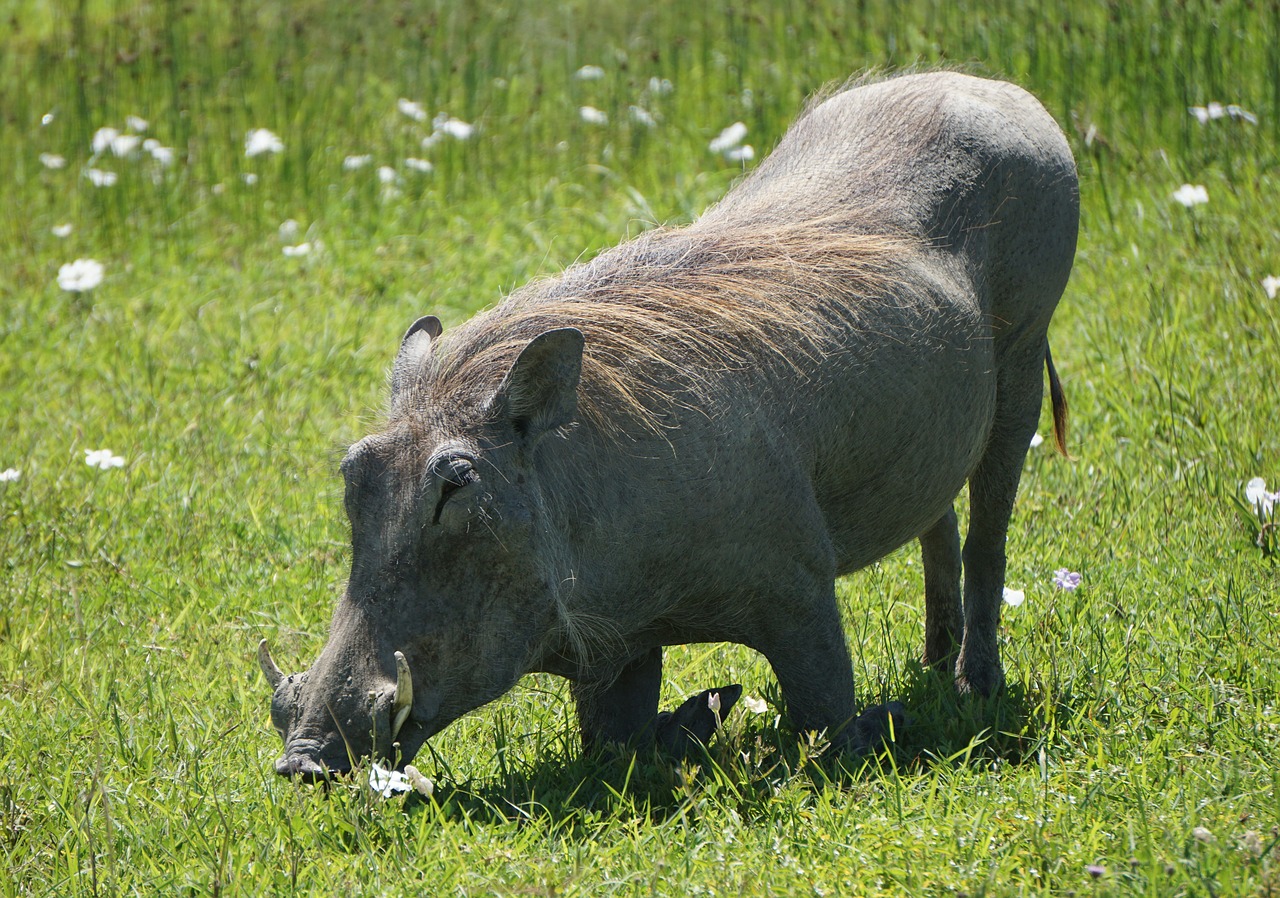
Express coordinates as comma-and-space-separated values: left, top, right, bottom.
887, 659, 1080, 767
395, 662, 1088, 831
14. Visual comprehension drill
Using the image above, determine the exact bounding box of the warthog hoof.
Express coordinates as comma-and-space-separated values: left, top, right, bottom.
656, 684, 743, 754
848, 701, 906, 754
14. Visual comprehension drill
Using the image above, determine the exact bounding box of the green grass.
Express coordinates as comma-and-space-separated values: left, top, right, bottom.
3, 0, 1280, 894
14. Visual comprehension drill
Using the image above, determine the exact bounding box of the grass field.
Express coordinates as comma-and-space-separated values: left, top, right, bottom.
3, 0, 1280, 894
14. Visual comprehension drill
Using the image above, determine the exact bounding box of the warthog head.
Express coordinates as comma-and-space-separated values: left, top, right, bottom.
260, 315, 586, 778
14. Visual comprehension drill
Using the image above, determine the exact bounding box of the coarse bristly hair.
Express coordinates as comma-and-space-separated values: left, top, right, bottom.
415, 216, 919, 438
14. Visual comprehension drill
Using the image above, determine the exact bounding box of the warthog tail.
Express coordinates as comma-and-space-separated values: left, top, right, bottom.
1045, 344, 1070, 457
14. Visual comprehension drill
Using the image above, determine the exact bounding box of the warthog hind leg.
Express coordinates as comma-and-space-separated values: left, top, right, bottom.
956, 350, 1045, 695
920, 507, 963, 670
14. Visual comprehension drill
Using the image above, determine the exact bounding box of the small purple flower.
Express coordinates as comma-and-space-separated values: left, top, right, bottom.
1086, 864, 1106, 879
1052, 568, 1082, 591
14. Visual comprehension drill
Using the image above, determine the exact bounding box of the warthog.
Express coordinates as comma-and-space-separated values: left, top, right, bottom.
260, 71, 1077, 778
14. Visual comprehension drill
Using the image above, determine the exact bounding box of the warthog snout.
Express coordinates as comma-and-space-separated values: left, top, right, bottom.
258, 640, 418, 778
274, 747, 335, 780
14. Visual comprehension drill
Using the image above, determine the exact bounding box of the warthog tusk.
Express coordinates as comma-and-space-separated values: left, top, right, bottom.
391, 651, 413, 740
257, 639, 284, 690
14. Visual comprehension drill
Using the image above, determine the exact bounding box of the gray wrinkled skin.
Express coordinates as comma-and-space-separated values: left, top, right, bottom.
263, 72, 1078, 778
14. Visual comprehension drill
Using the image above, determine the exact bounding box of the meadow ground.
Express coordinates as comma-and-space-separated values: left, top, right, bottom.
2, 1, 1280, 894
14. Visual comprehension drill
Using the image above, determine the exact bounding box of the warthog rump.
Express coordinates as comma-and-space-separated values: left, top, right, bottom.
260, 71, 1078, 778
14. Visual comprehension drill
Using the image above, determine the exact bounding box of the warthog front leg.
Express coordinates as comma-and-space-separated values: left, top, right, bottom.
572, 647, 740, 754
573, 647, 663, 751
756, 579, 867, 747
752, 565, 908, 754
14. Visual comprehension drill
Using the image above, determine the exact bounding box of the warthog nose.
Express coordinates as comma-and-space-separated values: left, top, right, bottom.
274, 753, 336, 780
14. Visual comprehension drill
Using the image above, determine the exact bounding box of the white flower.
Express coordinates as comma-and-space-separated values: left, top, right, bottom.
52, 223, 73, 238
1029, 432, 1045, 448
1226, 104, 1258, 125
0, 468, 19, 482
245, 128, 284, 157
39, 153, 66, 170
1189, 103, 1257, 125
84, 449, 125, 470
86, 168, 117, 187
126, 115, 149, 132
377, 165, 398, 184
91, 126, 120, 154
742, 695, 768, 714
579, 105, 608, 125
1189, 102, 1225, 124
432, 115, 474, 140
41, 112, 54, 126
282, 243, 311, 257
1172, 184, 1208, 207
629, 106, 656, 128
368, 763, 411, 798
110, 134, 141, 157
242, 173, 258, 186
647, 76, 674, 96
1246, 477, 1278, 516
57, 258, 104, 292
342, 154, 373, 170
723, 144, 755, 163
1262, 275, 1280, 300
574, 65, 605, 81
707, 692, 721, 714
1192, 826, 1216, 844
397, 98, 428, 122
278, 219, 300, 242
1002, 586, 1026, 606
404, 157, 434, 173
709, 122, 748, 154
143, 139, 174, 166
403, 764, 434, 797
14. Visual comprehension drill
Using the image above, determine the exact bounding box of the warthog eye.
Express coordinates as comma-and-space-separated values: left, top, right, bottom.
430, 455, 477, 524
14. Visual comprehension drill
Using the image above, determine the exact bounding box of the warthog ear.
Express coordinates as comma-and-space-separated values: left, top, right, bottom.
391, 315, 442, 404
495, 328, 584, 440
